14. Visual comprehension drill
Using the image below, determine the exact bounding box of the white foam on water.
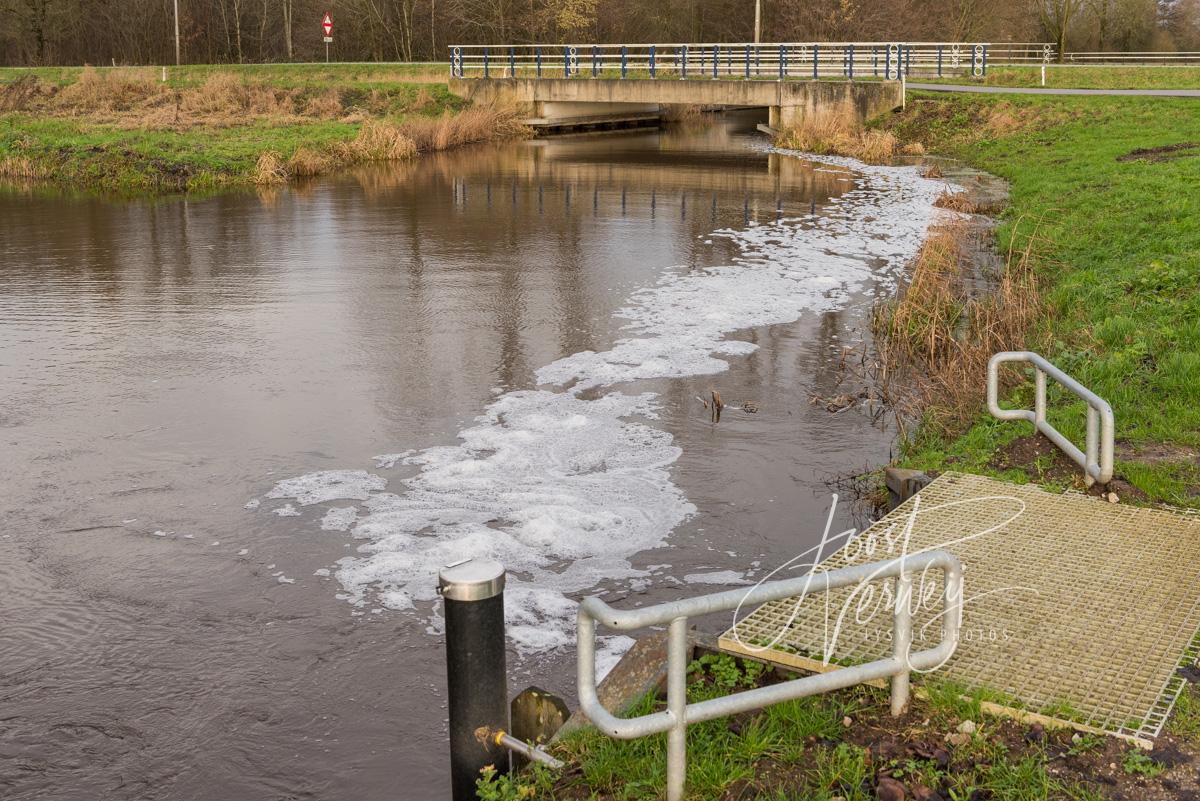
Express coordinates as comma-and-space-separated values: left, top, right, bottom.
261, 151, 946, 666
320, 506, 359, 532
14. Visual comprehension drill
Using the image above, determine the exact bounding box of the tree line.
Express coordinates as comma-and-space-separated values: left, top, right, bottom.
3, 0, 1198, 66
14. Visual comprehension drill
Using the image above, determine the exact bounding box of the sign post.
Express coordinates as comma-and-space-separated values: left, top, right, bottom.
322, 12, 333, 63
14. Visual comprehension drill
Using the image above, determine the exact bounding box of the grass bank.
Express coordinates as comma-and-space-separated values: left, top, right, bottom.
0, 64, 526, 193
867, 92, 1200, 508
480, 653, 1200, 800
920, 64, 1200, 89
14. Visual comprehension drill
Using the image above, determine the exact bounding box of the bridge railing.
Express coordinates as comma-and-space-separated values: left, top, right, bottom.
448, 42, 1002, 81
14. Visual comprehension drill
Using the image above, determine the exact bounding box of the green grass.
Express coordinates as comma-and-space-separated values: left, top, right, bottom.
919, 64, 1200, 90
480, 656, 1132, 801
0, 61, 449, 88
0, 114, 360, 192
0, 67, 475, 192
884, 93, 1200, 507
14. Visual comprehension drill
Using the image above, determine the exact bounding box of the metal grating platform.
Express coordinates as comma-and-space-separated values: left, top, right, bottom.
720, 472, 1200, 744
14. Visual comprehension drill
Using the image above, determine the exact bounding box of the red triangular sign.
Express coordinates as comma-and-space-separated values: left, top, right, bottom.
322, 12, 333, 35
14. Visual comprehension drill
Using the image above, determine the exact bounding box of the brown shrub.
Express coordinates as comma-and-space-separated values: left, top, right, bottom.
934, 190, 978, 213
923, 163, 944, 179
901, 142, 926, 156
778, 111, 897, 165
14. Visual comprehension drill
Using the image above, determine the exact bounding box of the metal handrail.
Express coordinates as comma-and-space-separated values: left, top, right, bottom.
987, 351, 1114, 486
449, 42, 994, 81
577, 549, 964, 801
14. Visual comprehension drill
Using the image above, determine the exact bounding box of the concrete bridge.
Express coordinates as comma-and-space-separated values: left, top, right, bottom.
447, 41, 999, 131
449, 76, 904, 130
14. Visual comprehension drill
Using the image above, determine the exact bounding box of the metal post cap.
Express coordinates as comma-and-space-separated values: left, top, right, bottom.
438, 558, 506, 602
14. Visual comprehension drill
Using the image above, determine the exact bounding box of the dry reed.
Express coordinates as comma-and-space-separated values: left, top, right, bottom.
399, 105, 529, 153
0, 156, 45, 179
777, 110, 897, 164
874, 217, 1043, 436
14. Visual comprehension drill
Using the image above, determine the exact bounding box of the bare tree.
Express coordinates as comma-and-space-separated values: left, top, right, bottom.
1038, 0, 1085, 59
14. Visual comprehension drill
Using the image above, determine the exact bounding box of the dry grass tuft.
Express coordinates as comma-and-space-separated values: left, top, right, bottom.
901, 142, 927, 156
0, 155, 45, 179
778, 111, 897, 164
923, 163, 944, 179
56, 66, 160, 113
252, 151, 289, 185
350, 121, 418, 160
874, 217, 1043, 436
400, 105, 529, 153
303, 88, 344, 119
287, 146, 332, 177
934, 190, 979, 213
0, 74, 56, 112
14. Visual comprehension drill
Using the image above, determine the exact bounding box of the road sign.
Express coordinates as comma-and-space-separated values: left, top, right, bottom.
322, 12, 333, 36
323, 36, 333, 43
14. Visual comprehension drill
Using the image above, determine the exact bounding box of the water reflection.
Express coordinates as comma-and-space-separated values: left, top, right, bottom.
0, 111, 887, 801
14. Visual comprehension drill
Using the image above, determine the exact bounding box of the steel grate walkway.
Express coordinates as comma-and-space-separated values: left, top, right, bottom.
720, 472, 1200, 744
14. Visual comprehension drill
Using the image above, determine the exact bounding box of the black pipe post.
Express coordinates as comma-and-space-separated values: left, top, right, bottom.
440, 558, 508, 801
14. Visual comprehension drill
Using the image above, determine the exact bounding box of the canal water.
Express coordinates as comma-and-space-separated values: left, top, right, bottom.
0, 111, 944, 799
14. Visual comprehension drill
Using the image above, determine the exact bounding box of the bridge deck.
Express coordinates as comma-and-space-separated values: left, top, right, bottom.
720, 472, 1200, 745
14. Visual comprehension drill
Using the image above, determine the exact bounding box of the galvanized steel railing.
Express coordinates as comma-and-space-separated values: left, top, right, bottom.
987, 351, 1115, 486
449, 42, 995, 80
577, 549, 964, 801
1063, 50, 1200, 65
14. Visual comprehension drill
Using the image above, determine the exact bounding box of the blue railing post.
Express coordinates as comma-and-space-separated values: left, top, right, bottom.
682, 45, 688, 79
848, 44, 854, 79
621, 45, 627, 79
744, 44, 750, 79
713, 45, 718, 79
509, 46, 515, 77
873, 45, 878, 77
937, 45, 943, 77
813, 43, 819, 79
755, 44, 760, 75
563, 46, 569, 78
778, 44, 785, 80
592, 45, 598, 78
536, 46, 542, 78
650, 45, 656, 78
884, 45, 891, 79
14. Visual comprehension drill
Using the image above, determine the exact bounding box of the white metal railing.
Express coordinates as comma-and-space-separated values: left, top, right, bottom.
449, 42, 994, 80
987, 351, 1115, 486
577, 550, 964, 801
987, 42, 1057, 65
1063, 51, 1200, 65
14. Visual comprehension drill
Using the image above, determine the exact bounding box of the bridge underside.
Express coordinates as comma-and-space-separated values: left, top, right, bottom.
448, 78, 903, 129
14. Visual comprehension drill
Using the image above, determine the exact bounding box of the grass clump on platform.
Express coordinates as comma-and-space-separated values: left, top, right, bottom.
877, 93, 1200, 507
776, 110, 897, 164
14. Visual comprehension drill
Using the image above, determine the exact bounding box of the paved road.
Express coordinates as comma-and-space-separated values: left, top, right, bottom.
908, 82, 1200, 97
